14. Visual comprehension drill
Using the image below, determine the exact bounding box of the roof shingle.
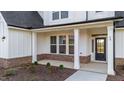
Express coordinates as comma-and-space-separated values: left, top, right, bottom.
1, 11, 44, 29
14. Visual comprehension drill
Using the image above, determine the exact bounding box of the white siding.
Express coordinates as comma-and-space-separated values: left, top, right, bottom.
115, 29, 124, 58
88, 11, 115, 20
37, 32, 49, 54
0, 13, 9, 58
79, 29, 90, 56
39, 11, 86, 26
8, 28, 32, 58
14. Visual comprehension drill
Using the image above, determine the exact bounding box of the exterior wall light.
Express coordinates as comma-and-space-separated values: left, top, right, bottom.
2, 36, 6, 41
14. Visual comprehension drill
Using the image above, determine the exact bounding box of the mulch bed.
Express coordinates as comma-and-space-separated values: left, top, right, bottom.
107, 65, 124, 81
0, 64, 77, 81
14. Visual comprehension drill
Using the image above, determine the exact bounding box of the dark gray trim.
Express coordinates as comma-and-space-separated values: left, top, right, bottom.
91, 34, 107, 37
95, 11, 103, 13
115, 11, 124, 28
86, 11, 88, 21
31, 17, 123, 29
113, 21, 116, 71
5, 17, 123, 29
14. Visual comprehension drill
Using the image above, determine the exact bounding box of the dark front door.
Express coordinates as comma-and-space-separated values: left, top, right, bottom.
95, 38, 106, 61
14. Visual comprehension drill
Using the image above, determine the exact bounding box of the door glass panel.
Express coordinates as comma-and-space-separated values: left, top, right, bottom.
97, 39, 104, 53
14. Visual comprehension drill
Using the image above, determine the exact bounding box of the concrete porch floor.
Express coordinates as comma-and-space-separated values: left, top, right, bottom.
38, 60, 107, 74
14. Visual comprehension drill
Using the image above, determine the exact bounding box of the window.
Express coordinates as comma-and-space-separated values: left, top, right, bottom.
59, 36, 66, 54
69, 35, 74, 54
50, 36, 57, 53
52, 11, 59, 20
61, 11, 68, 19
52, 11, 68, 20
50, 35, 74, 55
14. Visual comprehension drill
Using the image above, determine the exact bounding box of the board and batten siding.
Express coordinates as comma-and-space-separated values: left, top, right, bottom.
115, 29, 124, 58
88, 11, 115, 20
0, 12, 9, 58
8, 28, 32, 58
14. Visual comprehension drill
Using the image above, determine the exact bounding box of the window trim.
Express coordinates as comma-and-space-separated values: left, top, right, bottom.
52, 11, 59, 20
50, 36, 57, 53
61, 11, 69, 19
50, 34, 74, 55
52, 11, 69, 20
59, 35, 66, 54
68, 35, 74, 54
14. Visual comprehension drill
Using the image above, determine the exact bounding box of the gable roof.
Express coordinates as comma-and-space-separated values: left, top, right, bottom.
1, 11, 44, 29
1, 11, 124, 30
115, 11, 124, 28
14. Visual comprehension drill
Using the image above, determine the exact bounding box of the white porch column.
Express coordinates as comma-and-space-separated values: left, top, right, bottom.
74, 28, 80, 69
107, 26, 115, 75
32, 32, 37, 63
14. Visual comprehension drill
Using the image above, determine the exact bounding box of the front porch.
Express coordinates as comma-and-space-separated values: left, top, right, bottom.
32, 20, 117, 75
38, 60, 107, 74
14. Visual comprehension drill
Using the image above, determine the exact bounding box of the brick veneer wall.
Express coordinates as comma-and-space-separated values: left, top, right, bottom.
115, 58, 124, 66
2, 54, 124, 68
37, 54, 91, 63
0, 54, 90, 68
0, 56, 32, 68
0, 58, 8, 68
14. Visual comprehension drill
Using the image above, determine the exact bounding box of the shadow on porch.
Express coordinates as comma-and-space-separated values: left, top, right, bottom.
38, 60, 107, 74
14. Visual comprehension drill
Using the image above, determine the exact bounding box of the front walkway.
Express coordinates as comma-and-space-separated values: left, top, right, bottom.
80, 62, 107, 74
38, 60, 107, 74
65, 70, 107, 81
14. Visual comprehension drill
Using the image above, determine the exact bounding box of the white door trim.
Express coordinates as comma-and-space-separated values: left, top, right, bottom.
91, 35, 107, 63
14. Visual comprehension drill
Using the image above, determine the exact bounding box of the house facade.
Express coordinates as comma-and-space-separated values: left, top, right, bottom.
0, 11, 124, 75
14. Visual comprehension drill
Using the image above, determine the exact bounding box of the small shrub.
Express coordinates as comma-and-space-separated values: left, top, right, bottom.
46, 62, 51, 68
59, 65, 64, 70
46, 62, 52, 73
4, 69, 17, 77
34, 61, 38, 65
